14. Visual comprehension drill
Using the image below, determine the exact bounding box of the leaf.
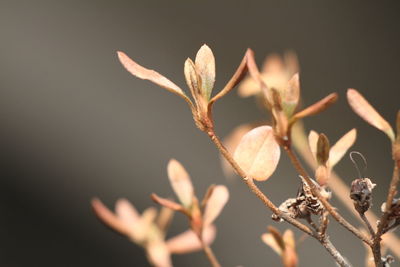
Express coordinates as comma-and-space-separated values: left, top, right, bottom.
329, 128, 357, 167
209, 49, 251, 105
347, 88, 395, 142
203, 185, 229, 227
147, 239, 172, 267
220, 124, 254, 177
283, 73, 300, 116
261, 233, 283, 256
91, 198, 130, 235
132, 207, 158, 242
292, 93, 338, 121
115, 198, 140, 227
234, 126, 281, 181
151, 193, 184, 211
195, 44, 215, 100
167, 159, 194, 207
166, 225, 216, 254
308, 130, 319, 162
117, 51, 188, 100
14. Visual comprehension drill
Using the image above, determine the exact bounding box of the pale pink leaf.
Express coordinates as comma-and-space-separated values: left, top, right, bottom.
147, 239, 172, 267
151, 193, 184, 211
117, 51, 191, 101
238, 75, 260, 97
329, 128, 357, 167
308, 130, 319, 163
115, 198, 140, 227
282, 230, 296, 249
167, 159, 194, 207
209, 49, 251, 105
293, 93, 338, 120
261, 233, 283, 255
132, 207, 157, 242
234, 126, 281, 181
91, 198, 130, 235
221, 124, 254, 177
166, 225, 216, 254
262, 54, 284, 73
195, 44, 215, 100
284, 73, 300, 115
347, 89, 395, 141
203, 185, 229, 227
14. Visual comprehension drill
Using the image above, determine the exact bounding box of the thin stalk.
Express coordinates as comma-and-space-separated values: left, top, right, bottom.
321, 238, 352, 267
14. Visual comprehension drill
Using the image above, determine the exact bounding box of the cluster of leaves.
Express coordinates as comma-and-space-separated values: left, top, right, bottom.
93, 44, 400, 267
92, 159, 228, 267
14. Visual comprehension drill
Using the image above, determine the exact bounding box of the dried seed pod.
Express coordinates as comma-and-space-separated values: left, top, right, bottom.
350, 178, 376, 214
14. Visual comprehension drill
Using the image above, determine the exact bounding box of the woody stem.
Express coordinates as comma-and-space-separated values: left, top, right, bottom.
283, 144, 372, 246
206, 129, 351, 267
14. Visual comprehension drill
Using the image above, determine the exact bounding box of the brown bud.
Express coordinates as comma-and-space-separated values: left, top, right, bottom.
350, 178, 376, 214
316, 133, 330, 165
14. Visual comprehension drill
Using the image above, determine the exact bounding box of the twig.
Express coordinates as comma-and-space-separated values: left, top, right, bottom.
206, 129, 352, 267
207, 130, 313, 236
291, 125, 400, 259
360, 213, 376, 239
321, 238, 353, 267
372, 159, 400, 266
283, 145, 372, 246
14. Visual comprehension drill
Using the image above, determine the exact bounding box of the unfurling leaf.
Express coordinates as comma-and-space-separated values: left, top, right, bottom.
167, 159, 194, 208
292, 93, 338, 121
234, 126, 281, 181
347, 89, 395, 142
316, 133, 330, 165
195, 44, 215, 100
329, 128, 357, 167
203, 185, 229, 227
166, 225, 216, 254
117, 51, 189, 100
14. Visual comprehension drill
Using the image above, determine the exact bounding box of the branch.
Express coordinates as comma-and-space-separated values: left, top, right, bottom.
206, 129, 352, 267
283, 145, 372, 246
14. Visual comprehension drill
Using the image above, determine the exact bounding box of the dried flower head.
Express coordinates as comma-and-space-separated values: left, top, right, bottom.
272, 176, 329, 222
350, 178, 376, 214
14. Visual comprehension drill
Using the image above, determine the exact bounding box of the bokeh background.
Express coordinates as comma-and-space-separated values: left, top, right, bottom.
1, 1, 400, 266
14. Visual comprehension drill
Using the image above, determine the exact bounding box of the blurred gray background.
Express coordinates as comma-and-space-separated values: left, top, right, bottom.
0, 1, 399, 266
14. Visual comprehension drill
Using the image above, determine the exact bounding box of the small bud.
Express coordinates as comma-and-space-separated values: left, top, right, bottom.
316, 133, 330, 165
350, 178, 376, 214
